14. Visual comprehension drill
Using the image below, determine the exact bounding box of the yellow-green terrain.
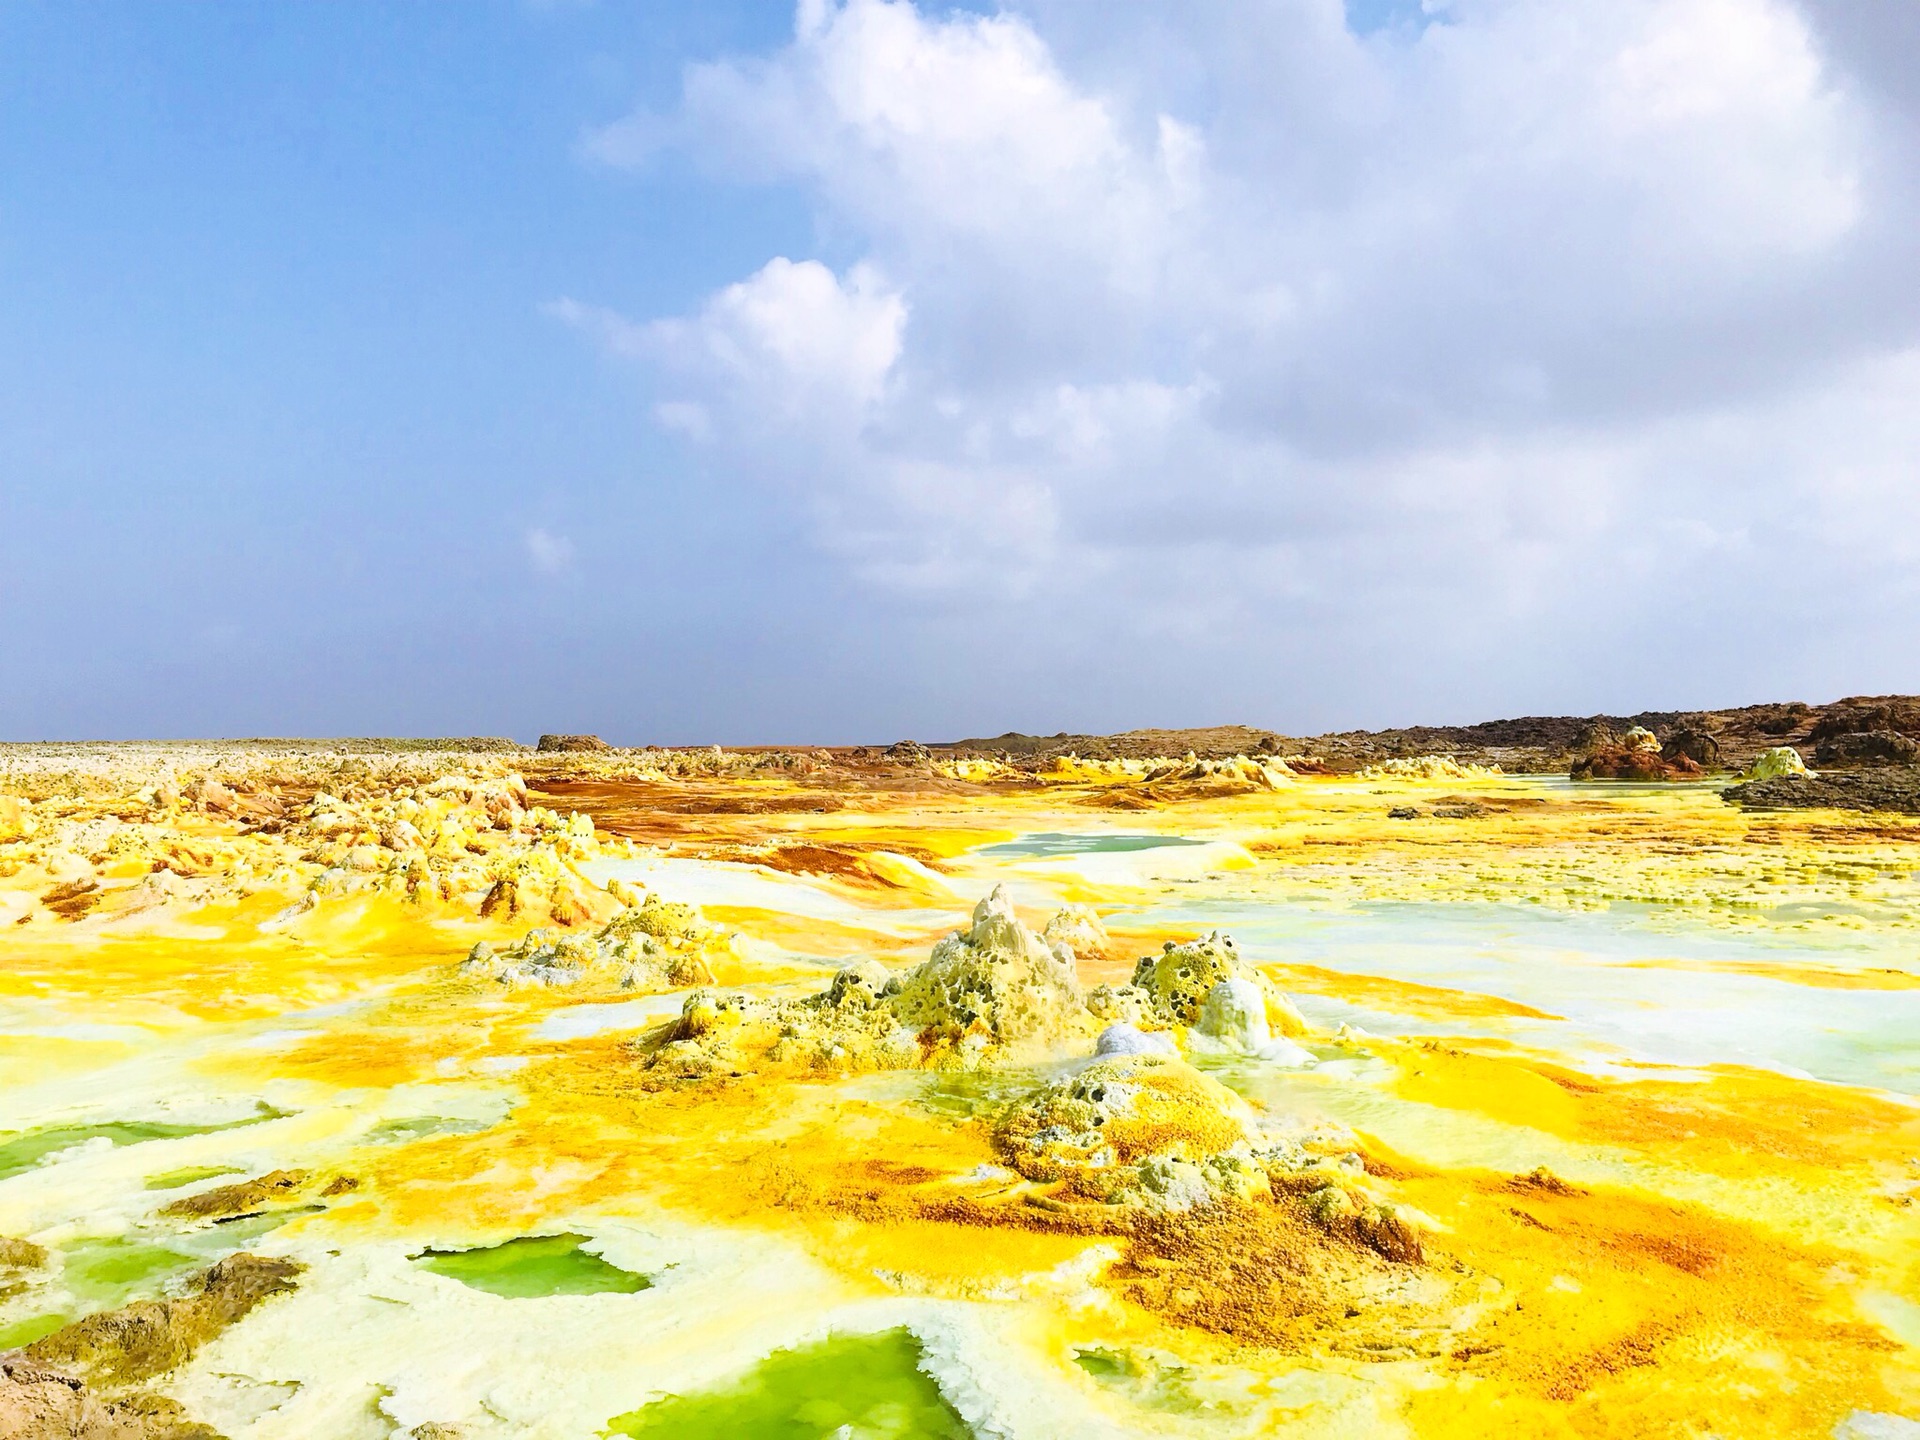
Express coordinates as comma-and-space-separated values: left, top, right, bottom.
0, 741, 1915, 1439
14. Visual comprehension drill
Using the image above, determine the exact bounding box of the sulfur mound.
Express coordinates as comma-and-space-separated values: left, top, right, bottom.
1041, 903, 1108, 960
463, 892, 729, 990
1141, 755, 1294, 790
992, 1053, 1266, 1209
642, 968, 922, 1083
638, 893, 1313, 1083
886, 885, 1093, 1063
1741, 745, 1812, 781
639, 888, 1114, 1081
990, 1055, 1386, 1223
1106, 933, 1309, 1053
1621, 725, 1661, 753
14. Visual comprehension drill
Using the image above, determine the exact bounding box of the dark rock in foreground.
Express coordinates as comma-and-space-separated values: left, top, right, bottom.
1721, 771, 1920, 815
20, 1252, 301, 1385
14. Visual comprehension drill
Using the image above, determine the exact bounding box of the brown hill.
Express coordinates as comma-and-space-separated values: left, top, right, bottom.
931, 696, 1920, 775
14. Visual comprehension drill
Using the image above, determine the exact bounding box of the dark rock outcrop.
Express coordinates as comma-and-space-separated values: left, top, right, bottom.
1810, 730, 1919, 768
1722, 771, 1920, 814
536, 734, 611, 753
0, 1359, 223, 1439
1808, 701, 1920, 745
1571, 749, 1703, 782
1660, 729, 1722, 767
0, 1254, 297, 1439
0, 1239, 47, 1270
158, 1171, 306, 1222
20, 1253, 301, 1386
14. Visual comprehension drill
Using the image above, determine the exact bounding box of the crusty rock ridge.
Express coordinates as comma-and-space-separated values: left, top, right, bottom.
637, 886, 1314, 1080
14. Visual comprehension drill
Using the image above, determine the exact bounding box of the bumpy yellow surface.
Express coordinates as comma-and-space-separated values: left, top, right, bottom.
0, 747, 1916, 1438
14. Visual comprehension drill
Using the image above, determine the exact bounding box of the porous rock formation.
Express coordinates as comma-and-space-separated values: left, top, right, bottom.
462, 892, 729, 990
0, 1361, 218, 1440
989, 1053, 1422, 1247
1807, 700, 1920, 747
638, 888, 1311, 1081
158, 1170, 306, 1222
0, 1238, 47, 1271
1660, 728, 1721, 767
1091, 933, 1309, 1058
1723, 768, 1920, 815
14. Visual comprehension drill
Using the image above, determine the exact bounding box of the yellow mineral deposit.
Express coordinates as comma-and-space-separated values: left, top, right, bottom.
0, 740, 1915, 1438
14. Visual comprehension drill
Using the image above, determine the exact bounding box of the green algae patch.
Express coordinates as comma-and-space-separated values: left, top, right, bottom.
0, 1312, 69, 1349
144, 1164, 247, 1191
1070, 1345, 1208, 1415
0, 1122, 221, 1181
411, 1233, 649, 1298
0, 1107, 288, 1181
60, 1237, 200, 1309
605, 1328, 970, 1439
1071, 1346, 1132, 1379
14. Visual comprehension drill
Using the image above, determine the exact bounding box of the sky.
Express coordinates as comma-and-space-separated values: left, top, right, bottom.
2, 0, 1917, 744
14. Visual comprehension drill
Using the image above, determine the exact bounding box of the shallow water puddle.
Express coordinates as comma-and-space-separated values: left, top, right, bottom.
912, 1068, 1042, 1119
0, 1110, 282, 1181
59, 1235, 201, 1308
364, 1114, 498, 1144
411, 1233, 650, 1298
604, 1328, 970, 1439
1072, 1346, 1212, 1415
144, 1164, 247, 1191
0, 1235, 202, 1350
0, 1312, 68, 1348
1142, 896, 1920, 1090
975, 832, 1202, 858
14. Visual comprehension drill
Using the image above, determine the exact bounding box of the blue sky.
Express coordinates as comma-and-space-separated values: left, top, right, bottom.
4, 1, 1917, 742
0, 1, 824, 741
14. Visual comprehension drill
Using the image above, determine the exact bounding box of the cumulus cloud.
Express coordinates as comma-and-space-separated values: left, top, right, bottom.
564, 0, 1920, 720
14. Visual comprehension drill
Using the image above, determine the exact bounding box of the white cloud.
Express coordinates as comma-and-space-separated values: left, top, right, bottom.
561, 0, 1920, 719
555, 259, 906, 424
526, 527, 576, 574
654, 257, 906, 415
